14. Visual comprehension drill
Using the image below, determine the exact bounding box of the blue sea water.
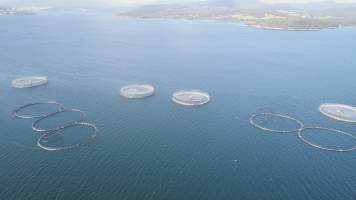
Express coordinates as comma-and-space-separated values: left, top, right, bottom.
0, 13, 355, 200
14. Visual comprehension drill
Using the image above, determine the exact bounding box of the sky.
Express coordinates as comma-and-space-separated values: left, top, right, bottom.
0, 0, 193, 7
261, 0, 356, 3
1, 0, 356, 7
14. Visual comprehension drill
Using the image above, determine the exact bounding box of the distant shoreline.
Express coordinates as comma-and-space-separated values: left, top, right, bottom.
116, 4, 356, 31
116, 15, 344, 31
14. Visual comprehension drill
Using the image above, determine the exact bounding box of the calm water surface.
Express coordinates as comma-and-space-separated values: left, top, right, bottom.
0, 14, 355, 200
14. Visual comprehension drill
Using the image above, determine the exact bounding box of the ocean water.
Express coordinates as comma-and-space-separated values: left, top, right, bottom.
0, 14, 355, 200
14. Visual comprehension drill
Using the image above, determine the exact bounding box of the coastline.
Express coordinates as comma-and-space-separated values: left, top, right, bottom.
115, 15, 342, 31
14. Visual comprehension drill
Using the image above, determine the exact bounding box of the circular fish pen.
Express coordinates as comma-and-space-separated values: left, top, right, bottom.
298, 127, 356, 152
172, 90, 210, 106
13, 102, 64, 119
319, 103, 356, 123
249, 113, 304, 133
11, 76, 48, 88
13, 101, 98, 152
120, 84, 155, 99
37, 122, 98, 151
32, 108, 87, 132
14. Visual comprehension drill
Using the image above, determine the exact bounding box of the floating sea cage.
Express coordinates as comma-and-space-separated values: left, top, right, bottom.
120, 84, 155, 99
172, 90, 210, 106
13, 101, 98, 152
249, 111, 356, 152
11, 76, 48, 88
319, 103, 356, 123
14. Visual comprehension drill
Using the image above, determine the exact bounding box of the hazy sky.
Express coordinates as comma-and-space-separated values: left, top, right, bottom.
261, 0, 356, 3
0, 0, 195, 7
1, 0, 356, 7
